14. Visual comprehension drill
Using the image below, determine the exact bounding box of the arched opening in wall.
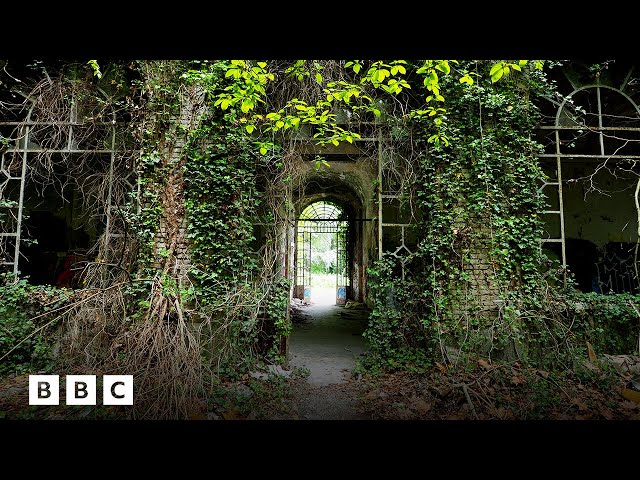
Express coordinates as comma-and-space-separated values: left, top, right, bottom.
538, 75, 640, 293
0, 69, 136, 287
295, 201, 349, 305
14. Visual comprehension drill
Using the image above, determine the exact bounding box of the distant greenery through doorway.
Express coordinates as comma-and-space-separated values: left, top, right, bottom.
311, 233, 337, 287
296, 201, 348, 303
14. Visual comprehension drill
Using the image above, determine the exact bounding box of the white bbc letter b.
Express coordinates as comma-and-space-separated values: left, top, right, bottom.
29, 375, 59, 405
103, 375, 133, 405
66, 375, 97, 405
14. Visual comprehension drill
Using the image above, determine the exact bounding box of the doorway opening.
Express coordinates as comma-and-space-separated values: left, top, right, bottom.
295, 201, 349, 305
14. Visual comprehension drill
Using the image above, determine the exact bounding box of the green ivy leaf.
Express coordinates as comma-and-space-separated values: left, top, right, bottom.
87, 60, 102, 79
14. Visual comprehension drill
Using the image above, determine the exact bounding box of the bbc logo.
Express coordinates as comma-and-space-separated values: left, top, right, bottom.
29, 375, 134, 406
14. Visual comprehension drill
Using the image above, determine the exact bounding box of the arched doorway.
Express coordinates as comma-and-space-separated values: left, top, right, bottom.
290, 163, 375, 307
294, 200, 349, 305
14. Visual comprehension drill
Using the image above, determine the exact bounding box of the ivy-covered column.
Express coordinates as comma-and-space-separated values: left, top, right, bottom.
364, 60, 554, 368
137, 61, 206, 320
417, 61, 550, 361
123, 61, 207, 418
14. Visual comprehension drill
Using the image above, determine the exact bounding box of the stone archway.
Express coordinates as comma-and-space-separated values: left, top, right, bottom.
293, 176, 374, 305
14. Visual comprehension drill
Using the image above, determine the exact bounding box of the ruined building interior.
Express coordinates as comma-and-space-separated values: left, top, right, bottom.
2, 61, 640, 305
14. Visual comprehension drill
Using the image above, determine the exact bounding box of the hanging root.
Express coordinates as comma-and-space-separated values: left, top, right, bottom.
115, 297, 202, 420
54, 274, 205, 419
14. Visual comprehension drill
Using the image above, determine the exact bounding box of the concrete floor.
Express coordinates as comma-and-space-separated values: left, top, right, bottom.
286, 288, 370, 419
287, 288, 368, 386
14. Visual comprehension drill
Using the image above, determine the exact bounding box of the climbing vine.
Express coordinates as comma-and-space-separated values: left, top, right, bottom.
364, 60, 565, 368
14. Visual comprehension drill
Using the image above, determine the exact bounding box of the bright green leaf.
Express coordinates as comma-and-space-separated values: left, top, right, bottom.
489, 62, 504, 77
435, 62, 450, 74
87, 60, 102, 79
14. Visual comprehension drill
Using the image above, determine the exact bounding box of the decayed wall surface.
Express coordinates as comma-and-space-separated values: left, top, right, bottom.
149, 84, 206, 282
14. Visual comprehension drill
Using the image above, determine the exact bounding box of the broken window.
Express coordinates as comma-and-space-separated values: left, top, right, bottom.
539, 71, 640, 293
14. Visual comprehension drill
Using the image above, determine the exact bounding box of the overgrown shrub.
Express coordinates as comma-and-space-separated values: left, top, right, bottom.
0, 274, 69, 376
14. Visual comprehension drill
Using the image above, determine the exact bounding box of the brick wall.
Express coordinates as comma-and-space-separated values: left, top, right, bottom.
154, 219, 191, 279
463, 226, 501, 314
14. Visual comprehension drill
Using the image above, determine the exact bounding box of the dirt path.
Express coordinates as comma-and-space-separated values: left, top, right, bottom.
289, 380, 369, 420
286, 297, 370, 420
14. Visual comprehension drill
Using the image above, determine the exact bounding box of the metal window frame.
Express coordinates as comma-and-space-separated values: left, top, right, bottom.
539, 83, 640, 286
0, 96, 134, 278
295, 201, 349, 291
